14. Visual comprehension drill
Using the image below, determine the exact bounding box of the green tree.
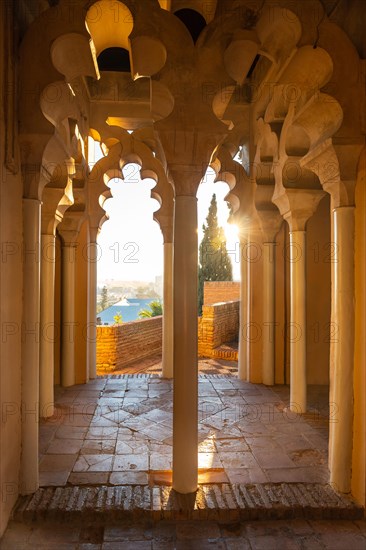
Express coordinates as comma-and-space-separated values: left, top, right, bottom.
198, 194, 233, 314
138, 300, 163, 318
99, 285, 109, 312
113, 311, 123, 325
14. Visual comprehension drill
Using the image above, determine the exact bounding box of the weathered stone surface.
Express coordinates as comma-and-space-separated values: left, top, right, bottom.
13, 483, 363, 524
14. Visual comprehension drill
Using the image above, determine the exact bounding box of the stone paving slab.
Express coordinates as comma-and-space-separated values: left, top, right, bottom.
13, 483, 363, 524
1, 518, 366, 550
41, 374, 331, 490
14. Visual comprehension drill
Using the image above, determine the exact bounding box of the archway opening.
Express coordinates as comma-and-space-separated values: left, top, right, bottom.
174, 8, 206, 43
97, 47, 131, 73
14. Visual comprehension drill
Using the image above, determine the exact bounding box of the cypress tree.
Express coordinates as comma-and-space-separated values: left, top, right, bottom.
198, 194, 233, 314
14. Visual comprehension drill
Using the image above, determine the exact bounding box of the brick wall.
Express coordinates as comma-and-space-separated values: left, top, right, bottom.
198, 300, 239, 358
97, 316, 162, 372
204, 281, 240, 304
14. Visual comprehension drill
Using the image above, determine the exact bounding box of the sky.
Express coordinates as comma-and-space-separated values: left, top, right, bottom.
92, 142, 240, 283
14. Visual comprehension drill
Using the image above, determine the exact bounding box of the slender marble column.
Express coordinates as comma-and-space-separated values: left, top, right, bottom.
289, 230, 307, 413
238, 235, 248, 380
262, 241, 276, 386
246, 230, 262, 382
61, 242, 77, 387
87, 231, 98, 380
273, 188, 325, 413
329, 206, 355, 493
162, 241, 173, 378
172, 195, 198, 494
21, 198, 41, 494
39, 233, 56, 417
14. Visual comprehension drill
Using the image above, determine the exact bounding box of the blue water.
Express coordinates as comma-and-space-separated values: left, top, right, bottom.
98, 298, 158, 325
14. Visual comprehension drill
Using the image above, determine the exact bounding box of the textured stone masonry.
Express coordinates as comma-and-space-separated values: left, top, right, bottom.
13, 483, 363, 524
198, 301, 239, 358
97, 316, 162, 372
204, 282, 241, 305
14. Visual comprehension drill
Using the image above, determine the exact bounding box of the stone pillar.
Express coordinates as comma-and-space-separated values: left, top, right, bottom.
39, 233, 56, 417
257, 207, 283, 386
273, 188, 325, 413
61, 242, 77, 387
288, 230, 307, 412
262, 240, 276, 385
21, 198, 41, 494
246, 229, 263, 382
329, 206, 355, 493
238, 234, 248, 380
162, 241, 173, 378
87, 228, 98, 380
172, 194, 198, 494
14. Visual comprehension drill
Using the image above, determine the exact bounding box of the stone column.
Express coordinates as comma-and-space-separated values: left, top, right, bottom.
172, 194, 198, 494
21, 198, 41, 494
162, 240, 173, 378
262, 240, 276, 385
60, 241, 77, 387
238, 233, 248, 380
288, 229, 307, 412
257, 207, 283, 386
273, 189, 325, 413
87, 227, 99, 380
246, 229, 263, 382
39, 232, 56, 417
329, 206, 355, 493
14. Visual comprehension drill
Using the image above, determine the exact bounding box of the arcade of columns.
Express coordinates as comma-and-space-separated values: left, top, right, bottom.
2, 0, 365, 531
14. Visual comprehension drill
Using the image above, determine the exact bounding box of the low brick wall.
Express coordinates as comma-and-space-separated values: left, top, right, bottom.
204, 281, 240, 305
97, 316, 162, 372
198, 300, 239, 358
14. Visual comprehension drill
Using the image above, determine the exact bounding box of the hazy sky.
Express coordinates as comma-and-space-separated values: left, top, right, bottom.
92, 143, 240, 283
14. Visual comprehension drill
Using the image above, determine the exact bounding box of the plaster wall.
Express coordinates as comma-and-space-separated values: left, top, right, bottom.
0, 3, 23, 536
352, 147, 366, 507
305, 194, 331, 385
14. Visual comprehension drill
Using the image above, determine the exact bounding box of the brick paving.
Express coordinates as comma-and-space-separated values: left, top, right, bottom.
13, 482, 363, 523
1, 518, 365, 549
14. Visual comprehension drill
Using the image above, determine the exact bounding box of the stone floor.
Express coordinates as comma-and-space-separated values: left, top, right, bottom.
39, 369, 330, 488
2, 364, 364, 549
108, 355, 239, 376
1, 518, 366, 549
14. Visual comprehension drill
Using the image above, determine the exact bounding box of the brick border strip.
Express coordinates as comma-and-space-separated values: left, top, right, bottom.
13, 483, 364, 523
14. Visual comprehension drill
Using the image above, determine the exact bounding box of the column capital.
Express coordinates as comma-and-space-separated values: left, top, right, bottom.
255, 184, 283, 241
300, 139, 364, 208
272, 188, 325, 231
89, 225, 100, 243
257, 209, 284, 242
58, 210, 86, 245
168, 164, 206, 196
23, 197, 42, 206
58, 229, 79, 247
160, 224, 173, 244
153, 210, 173, 244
